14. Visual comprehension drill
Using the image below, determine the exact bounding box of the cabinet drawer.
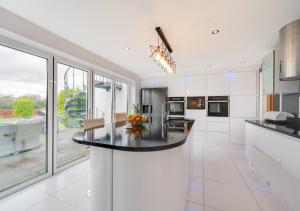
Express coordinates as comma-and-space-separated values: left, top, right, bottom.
253, 147, 281, 194
206, 117, 229, 123
192, 121, 206, 131
207, 122, 229, 133
186, 110, 207, 121
191, 131, 206, 142
207, 132, 229, 143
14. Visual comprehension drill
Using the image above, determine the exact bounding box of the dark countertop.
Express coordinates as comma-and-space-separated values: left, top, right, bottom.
245, 119, 300, 139
72, 118, 194, 152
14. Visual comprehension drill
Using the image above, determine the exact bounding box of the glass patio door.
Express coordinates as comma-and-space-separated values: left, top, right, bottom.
54, 59, 91, 171
114, 81, 128, 122
93, 74, 113, 123
0, 42, 52, 195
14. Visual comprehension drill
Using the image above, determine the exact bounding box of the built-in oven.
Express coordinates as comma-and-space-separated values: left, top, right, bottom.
167, 97, 185, 116
207, 96, 229, 117
187, 96, 205, 109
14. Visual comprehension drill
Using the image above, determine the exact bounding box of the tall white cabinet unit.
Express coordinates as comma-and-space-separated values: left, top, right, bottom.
185, 75, 206, 96
229, 71, 258, 144
185, 75, 207, 142
141, 78, 168, 88
167, 77, 186, 97
206, 73, 230, 96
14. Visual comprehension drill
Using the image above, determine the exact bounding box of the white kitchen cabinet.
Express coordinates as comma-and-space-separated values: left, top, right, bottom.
230, 71, 257, 95
185, 75, 206, 96
252, 146, 282, 194
168, 77, 186, 97
207, 121, 229, 133
207, 73, 229, 96
141, 78, 168, 88
185, 110, 206, 122
230, 96, 257, 118
191, 131, 206, 142
230, 118, 246, 144
206, 132, 229, 144
206, 117, 229, 123
192, 121, 207, 131
245, 122, 300, 210
281, 139, 300, 211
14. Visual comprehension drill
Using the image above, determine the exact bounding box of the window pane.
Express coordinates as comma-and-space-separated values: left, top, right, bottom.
94, 75, 112, 123
0, 44, 48, 192
115, 81, 128, 122
56, 63, 89, 168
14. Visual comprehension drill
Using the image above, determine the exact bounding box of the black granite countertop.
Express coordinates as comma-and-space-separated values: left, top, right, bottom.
72, 119, 194, 152
245, 119, 300, 139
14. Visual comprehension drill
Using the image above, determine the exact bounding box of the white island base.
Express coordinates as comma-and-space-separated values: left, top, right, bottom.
89, 144, 189, 211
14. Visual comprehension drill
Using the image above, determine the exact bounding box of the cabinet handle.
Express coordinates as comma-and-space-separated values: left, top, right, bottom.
279, 60, 282, 74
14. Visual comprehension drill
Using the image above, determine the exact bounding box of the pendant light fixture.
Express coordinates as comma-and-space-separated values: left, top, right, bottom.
149, 27, 176, 74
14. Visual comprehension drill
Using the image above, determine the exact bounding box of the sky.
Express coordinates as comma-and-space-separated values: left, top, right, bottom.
0, 44, 87, 98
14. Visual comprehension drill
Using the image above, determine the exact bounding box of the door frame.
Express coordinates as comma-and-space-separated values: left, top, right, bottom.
53, 56, 92, 173
0, 35, 54, 198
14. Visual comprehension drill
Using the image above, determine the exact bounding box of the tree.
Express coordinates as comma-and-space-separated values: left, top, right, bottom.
0, 96, 14, 109
12, 97, 36, 117
18, 94, 46, 109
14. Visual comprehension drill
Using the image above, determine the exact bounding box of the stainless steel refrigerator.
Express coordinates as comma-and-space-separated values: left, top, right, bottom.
141, 88, 167, 138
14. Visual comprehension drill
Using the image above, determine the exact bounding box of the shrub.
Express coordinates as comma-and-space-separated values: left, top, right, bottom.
12, 97, 36, 117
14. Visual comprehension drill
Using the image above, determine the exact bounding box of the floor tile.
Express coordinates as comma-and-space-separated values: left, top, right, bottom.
27, 196, 83, 211
204, 206, 222, 211
203, 163, 246, 187
252, 190, 288, 211
0, 186, 48, 211
203, 149, 235, 168
204, 179, 260, 211
187, 177, 204, 204
185, 201, 204, 211
34, 173, 72, 195
54, 181, 91, 210
190, 142, 203, 166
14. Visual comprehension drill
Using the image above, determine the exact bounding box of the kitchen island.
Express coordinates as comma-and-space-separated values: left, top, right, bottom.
73, 119, 194, 211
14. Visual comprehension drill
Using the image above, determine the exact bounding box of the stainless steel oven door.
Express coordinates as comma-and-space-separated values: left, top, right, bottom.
207, 101, 229, 117
167, 101, 185, 116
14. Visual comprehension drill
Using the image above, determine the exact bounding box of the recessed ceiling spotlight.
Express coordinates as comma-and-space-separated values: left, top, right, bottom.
212, 29, 220, 35
124, 47, 130, 51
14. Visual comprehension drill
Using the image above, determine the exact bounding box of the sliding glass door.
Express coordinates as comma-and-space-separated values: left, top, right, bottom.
54, 60, 90, 170
115, 81, 128, 121
94, 75, 113, 123
0, 43, 52, 193
0, 35, 132, 197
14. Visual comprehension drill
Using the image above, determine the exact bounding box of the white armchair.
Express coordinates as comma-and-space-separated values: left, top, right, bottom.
14, 120, 44, 153
0, 125, 16, 157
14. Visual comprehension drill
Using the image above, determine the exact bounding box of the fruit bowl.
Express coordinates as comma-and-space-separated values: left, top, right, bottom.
127, 113, 148, 126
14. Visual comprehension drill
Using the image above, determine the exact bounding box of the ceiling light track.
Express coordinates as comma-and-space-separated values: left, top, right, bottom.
150, 27, 176, 74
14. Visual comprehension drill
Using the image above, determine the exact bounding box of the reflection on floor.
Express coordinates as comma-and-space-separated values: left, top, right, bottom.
0, 142, 289, 211
0, 133, 89, 192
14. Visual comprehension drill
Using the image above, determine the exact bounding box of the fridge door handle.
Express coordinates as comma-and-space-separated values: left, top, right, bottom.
150, 105, 153, 113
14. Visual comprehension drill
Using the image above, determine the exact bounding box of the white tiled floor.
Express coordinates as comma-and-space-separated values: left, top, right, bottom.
0, 141, 289, 211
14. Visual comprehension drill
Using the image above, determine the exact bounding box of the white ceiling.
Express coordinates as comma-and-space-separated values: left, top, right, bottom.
1, 0, 300, 78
